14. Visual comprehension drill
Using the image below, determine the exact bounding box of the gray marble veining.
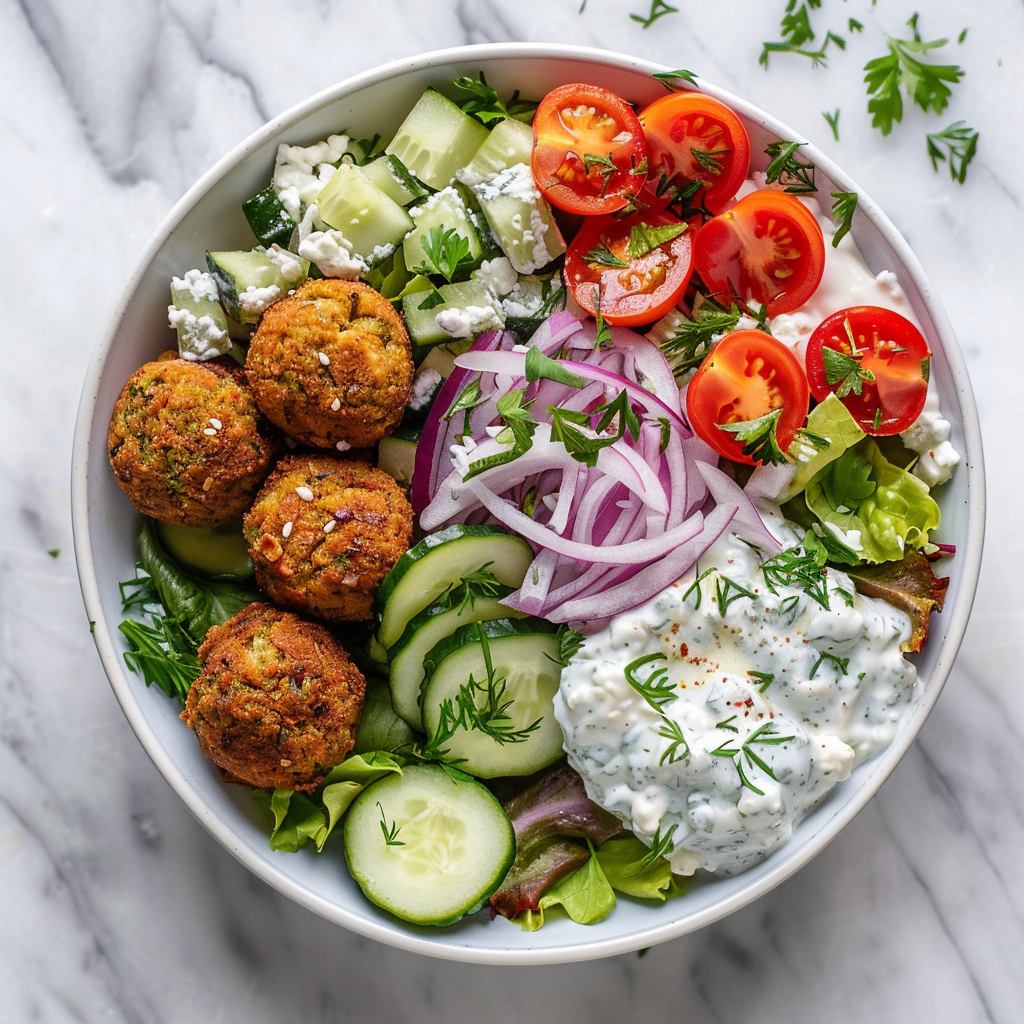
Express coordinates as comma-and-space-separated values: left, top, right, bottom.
3, 0, 1023, 1019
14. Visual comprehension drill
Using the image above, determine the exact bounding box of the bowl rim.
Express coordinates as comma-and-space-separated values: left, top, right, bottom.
71, 41, 986, 964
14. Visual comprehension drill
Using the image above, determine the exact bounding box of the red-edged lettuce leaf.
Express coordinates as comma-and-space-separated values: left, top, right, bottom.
842, 549, 949, 652
490, 763, 622, 921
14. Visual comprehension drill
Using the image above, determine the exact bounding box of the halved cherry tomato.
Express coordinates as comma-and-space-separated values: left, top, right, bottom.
686, 330, 810, 466
638, 92, 751, 215
692, 190, 825, 317
532, 83, 648, 216
806, 306, 930, 435
563, 210, 694, 326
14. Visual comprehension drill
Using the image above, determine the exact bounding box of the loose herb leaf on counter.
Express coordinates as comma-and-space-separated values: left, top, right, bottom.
927, 121, 979, 183
630, 0, 679, 29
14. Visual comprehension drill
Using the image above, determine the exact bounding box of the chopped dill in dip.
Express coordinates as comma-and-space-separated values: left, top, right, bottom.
554, 524, 917, 877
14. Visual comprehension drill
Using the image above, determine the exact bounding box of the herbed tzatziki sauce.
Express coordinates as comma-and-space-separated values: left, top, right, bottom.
554, 524, 917, 876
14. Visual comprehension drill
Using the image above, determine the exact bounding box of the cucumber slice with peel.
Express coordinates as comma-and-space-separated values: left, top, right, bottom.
457, 116, 534, 186
420, 617, 566, 779
315, 163, 414, 260
387, 589, 526, 730
343, 764, 514, 926
375, 525, 534, 649
206, 248, 309, 324
156, 519, 253, 579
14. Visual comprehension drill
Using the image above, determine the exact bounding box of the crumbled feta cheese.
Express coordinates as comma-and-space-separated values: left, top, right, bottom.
298, 230, 367, 280
474, 257, 518, 297
901, 389, 960, 487
172, 269, 219, 304
875, 269, 905, 300
409, 367, 442, 411
473, 163, 540, 204
435, 304, 503, 339
265, 244, 306, 282
238, 284, 282, 315
369, 243, 396, 266
272, 134, 350, 222
167, 306, 230, 361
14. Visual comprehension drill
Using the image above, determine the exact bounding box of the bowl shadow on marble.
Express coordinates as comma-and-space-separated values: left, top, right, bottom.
71, 43, 985, 965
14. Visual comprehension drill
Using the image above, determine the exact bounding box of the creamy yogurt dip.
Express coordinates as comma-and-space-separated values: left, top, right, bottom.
554, 525, 917, 876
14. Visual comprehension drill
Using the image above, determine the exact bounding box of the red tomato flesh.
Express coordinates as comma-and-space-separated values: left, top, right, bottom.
692, 189, 825, 317
639, 92, 751, 215
686, 330, 810, 465
532, 83, 648, 216
805, 305, 931, 435
563, 210, 694, 326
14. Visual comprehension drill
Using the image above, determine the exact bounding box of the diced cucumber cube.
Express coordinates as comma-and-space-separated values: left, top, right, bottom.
402, 279, 504, 349
315, 164, 415, 262
386, 89, 489, 190
206, 247, 309, 324
403, 188, 483, 277
361, 154, 430, 207
242, 185, 296, 249
168, 270, 231, 360
471, 164, 565, 274
457, 117, 534, 186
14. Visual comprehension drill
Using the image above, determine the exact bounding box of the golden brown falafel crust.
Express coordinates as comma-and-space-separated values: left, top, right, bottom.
108, 357, 277, 526
243, 454, 413, 621
182, 602, 365, 791
245, 278, 413, 448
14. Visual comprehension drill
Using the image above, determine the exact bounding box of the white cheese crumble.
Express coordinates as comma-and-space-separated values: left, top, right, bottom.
473, 256, 518, 297
435, 304, 503, 339
409, 367, 442, 411
298, 230, 367, 280
473, 162, 541, 204
172, 268, 219, 303
272, 134, 350, 222
238, 284, 282, 315
167, 307, 229, 361
901, 387, 960, 487
265, 244, 306, 282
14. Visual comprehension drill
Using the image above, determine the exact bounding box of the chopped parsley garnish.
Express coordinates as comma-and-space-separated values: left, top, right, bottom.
823, 108, 841, 141
822, 342, 875, 398
417, 289, 446, 310
626, 221, 688, 259
863, 14, 966, 136
926, 121, 980, 184
690, 147, 730, 177
412, 225, 475, 282
630, 0, 679, 29
715, 409, 789, 466
584, 243, 629, 269
463, 389, 537, 479
748, 670, 776, 693
549, 388, 640, 467
653, 68, 699, 88
452, 72, 537, 125
583, 152, 618, 194
524, 347, 587, 388
830, 191, 858, 247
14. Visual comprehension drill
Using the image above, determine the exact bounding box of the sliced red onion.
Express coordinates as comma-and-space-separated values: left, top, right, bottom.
695, 461, 782, 554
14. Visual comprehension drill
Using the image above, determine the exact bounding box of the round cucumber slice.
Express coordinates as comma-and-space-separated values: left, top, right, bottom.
155, 519, 254, 579
387, 589, 526, 731
421, 618, 566, 779
343, 764, 514, 927
375, 524, 533, 649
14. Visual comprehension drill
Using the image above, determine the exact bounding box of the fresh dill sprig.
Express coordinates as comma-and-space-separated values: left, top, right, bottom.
713, 575, 758, 617
378, 803, 406, 846
764, 141, 817, 194
582, 152, 618, 195
760, 547, 830, 609
439, 564, 503, 615
683, 566, 717, 610
657, 717, 690, 765
639, 822, 678, 868
748, 670, 775, 693
624, 653, 675, 711
584, 243, 629, 269
809, 650, 850, 679
710, 720, 796, 796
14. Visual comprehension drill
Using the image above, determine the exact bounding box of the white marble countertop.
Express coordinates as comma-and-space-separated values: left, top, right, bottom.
3, 0, 1023, 1018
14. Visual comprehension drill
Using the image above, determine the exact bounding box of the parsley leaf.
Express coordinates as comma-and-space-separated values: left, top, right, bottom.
452, 73, 537, 126
927, 121, 980, 184
830, 191, 858, 247
715, 409, 789, 465
417, 289, 446, 310
822, 345, 875, 398
524, 347, 586, 388
864, 18, 965, 136
625, 221, 688, 259
463, 389, 537, 479
411, 225, 475, 282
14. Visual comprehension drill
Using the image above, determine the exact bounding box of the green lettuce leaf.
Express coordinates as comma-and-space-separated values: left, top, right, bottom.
595, 835, 688, 901
805, 439, 941, 563
778, 395, 865, 503
255, 751, 404, 853
515, 842, 616, 931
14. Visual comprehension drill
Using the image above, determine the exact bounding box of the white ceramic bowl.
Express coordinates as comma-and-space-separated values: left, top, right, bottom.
72, 43, 985, 964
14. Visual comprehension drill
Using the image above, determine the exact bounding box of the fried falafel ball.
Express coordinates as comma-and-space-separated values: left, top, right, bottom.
108, 355, 277, 526
245, 278, 413, 449
182, 602, 365, 791
243, 454, 413, 621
